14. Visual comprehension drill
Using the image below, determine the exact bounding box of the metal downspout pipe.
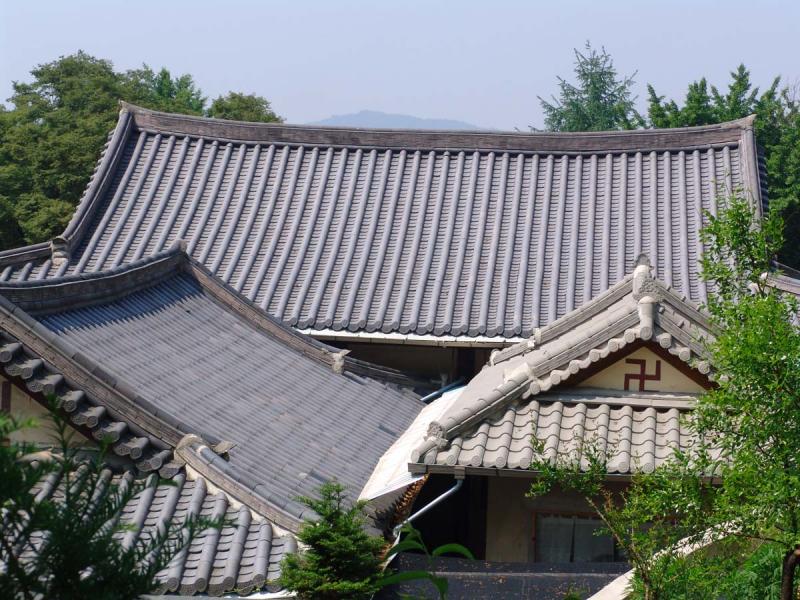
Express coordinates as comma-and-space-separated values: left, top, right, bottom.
389, 472, 465, 553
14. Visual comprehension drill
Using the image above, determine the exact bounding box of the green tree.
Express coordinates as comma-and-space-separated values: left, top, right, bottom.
527, 438, 724, 600
647, 79, 716, 128
647, 65, 769, 128
694, 192, 800, 600
527, 194, 800, 599
0, 195, 25, 249
539, 42, 643, 132
121, 66, 205, 115
0, 408, 219, 599
0, 52, 121, 243
0, 51, 283, 249
278, 482, 385, 599
207, 92, 283, 123
648, 65, 800, 268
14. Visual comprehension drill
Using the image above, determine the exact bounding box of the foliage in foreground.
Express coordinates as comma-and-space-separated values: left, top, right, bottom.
0, 405, 220, 600
279, 481, 474, 600
0, 51, 282, 248
378, 523, 474, 600
693, 193, 800, 599
529, 192, 800, 599
630, 540, 789, 600
528, 438, 718, 600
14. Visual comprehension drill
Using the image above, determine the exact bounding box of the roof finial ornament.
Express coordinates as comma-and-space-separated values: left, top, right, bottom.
632, 254, 659, 336
332, 349, 349, 374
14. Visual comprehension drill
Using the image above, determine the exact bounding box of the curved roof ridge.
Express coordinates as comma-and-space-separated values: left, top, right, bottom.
0, 244, 188, 312
59, 106, 136, 246
0, 243, 429, 388
0, 250, 424, 532
176, 435, 310, 533
124, 101, 755, 153
0, 241, 50, 265
0, 105, 133, 267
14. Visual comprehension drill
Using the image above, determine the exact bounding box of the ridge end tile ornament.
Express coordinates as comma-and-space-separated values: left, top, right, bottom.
425, 420, 448, 449
50, 237, 70, 266
632, 253, 662, 302
332, 349, 349, 374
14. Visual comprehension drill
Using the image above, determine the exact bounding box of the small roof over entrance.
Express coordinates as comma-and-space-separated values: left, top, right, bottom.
404, 259, 716, 477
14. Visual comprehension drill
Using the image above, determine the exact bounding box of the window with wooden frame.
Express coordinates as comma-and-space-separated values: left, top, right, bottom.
531, 511, 626, 563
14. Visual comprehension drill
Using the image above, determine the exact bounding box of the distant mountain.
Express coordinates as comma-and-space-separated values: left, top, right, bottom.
308, 109, 484, 130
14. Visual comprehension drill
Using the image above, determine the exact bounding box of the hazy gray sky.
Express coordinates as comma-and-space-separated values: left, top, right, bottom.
2, 0, 798, 130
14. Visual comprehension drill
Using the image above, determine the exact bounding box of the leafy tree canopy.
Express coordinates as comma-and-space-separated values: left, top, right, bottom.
529, 193, 800, 600
539, 42, 643, 132
121, 65, 206, 115
208, 91, 283, 123
695, 193, 800, 599
0, 51, 283, 249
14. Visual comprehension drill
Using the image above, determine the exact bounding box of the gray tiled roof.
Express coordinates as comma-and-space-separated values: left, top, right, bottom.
416, 391, 696, 474
768, 271, 800, 297
411, 261, 714, 473
26, 459, 295, 596
0, 248, 423, 532
0, 104, 765, 340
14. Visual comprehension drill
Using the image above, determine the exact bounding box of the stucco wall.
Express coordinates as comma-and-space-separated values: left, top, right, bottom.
485, 477, 627, 562
1, 375, 88, 446
578, 346, 703, 394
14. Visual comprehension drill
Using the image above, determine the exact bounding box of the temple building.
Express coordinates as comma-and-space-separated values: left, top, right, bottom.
0, 105, 779, 597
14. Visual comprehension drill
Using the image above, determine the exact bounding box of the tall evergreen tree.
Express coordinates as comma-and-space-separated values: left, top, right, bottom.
278, 482, 384, 600
648, 65, 800, 268
647, 79, 716, 128
539, 42, 643, 132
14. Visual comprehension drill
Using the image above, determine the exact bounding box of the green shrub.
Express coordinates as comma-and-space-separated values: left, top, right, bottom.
278, 482, 385, 600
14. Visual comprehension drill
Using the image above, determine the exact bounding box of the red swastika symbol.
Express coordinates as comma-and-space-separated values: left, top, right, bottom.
624, 358, 661, 391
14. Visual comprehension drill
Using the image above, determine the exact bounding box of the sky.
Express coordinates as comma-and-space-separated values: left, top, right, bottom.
1, 0, 799, 131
